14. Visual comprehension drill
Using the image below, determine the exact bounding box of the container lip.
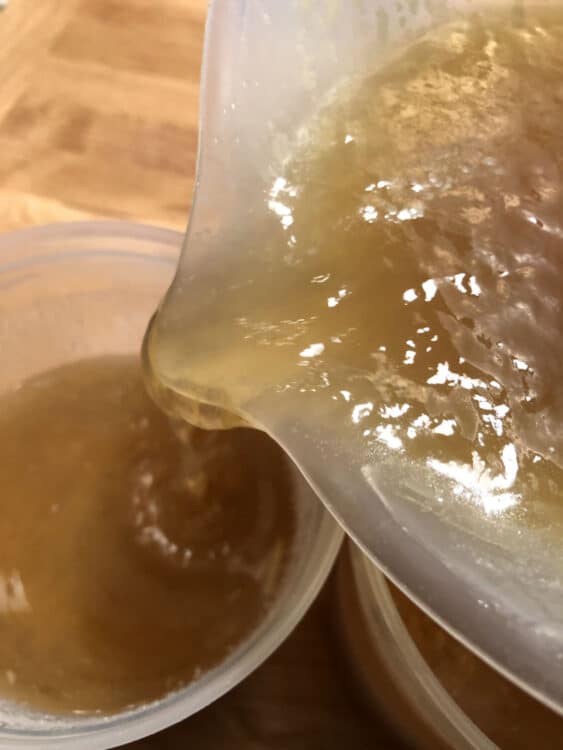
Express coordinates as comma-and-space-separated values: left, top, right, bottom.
0, 220, 183, 252
1, 519, 342, 750
349, 545, 497, 750
0, 219, 344, 749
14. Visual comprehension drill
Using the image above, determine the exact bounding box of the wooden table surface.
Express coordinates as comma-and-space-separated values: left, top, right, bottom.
0, 2, 400, 747
0, 0, 201, 230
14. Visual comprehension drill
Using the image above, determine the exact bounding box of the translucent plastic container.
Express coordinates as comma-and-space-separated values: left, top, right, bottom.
146, 0, 563, 715
336, 542, 563, 750
0, 221, 343, 749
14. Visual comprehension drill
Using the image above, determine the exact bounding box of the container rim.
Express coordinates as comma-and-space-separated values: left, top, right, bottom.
350, 545, 498, 750
0, 219, 344, 749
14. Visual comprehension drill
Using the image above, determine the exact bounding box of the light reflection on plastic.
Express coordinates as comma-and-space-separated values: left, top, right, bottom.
427, 443, 521, 515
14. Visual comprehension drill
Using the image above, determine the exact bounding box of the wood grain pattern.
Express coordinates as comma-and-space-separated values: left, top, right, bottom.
0, 2, 400, 746
0, 0, 203, 230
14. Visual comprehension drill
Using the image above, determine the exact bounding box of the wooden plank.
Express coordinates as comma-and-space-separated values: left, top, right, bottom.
0, 0, 203, 229
52, 0, 206, 82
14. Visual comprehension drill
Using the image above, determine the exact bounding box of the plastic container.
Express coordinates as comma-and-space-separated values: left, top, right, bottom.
0, 221, 343, 749
336, 542, 563, 750
146, 0, 563, 714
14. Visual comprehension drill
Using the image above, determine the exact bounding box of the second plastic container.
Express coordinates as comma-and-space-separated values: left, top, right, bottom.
0, 221, 342, 749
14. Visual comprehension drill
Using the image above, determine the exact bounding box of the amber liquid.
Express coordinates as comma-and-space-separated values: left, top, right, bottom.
146, 7, 563, 544
0, 356, 294, 714
389, 582, 563, 750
